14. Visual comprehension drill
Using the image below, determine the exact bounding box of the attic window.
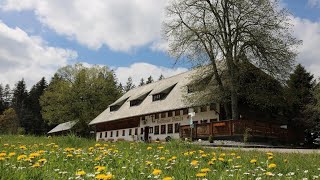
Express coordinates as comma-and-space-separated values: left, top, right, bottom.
110, 97, 129, 111
129, 91, 151, 107
152, 93, 166, 101
130, 99, 142, 106
151, 83, 177, 102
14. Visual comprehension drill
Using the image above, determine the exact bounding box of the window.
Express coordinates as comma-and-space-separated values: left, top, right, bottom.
201, 120, 208, 124
129, 129, 132, 135
175, 123, 180, 133
194, 107, 199, 113
110, 105, 120, 112
161, 112, 166, 118
152, 94, 163, 101
105, 132, 108, 138
149, 127, 153, 133
155, 113, 159, 119
183, 109, 188, 115
116, 131, 119, 137
130, 99, 142, 106
210, 119, 218, 123
161, 125, 166, 134
168, 124, 173, 134
155, 126, 159, 135
122, 130, 125, 136
110, 131, 113, 137
135, 128, 138, 135
210, 103, 217, 111
141, 128, 144, 134
193, 121, 198, 124
99, 132, 102, 138
168, 111, 173, 117
142, 116, 145, 120
175, 110, 180, 116
200, 106, 207, 112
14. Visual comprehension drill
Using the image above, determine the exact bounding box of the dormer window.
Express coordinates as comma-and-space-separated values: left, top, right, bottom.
152, 93, 166, 101
109, 97, 129, 111
151, 83, 177, 102
130, 99, 142, 106
129, 91, 151, 107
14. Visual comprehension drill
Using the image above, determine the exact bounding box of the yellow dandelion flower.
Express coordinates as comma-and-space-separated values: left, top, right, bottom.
157, 146, 164, 149
146, 161, 152, 165
17, 155, 27, 161
208, 161, 214, 165
152, 169, 162, 175
95, 143, 101, 147
38, 158, 47, 163
200, 168, 211, 173
32, 163, 40, 168
230, 153, 236, 156
236, 156, 241, 159
67, 154, 73, 157
98, 166, 106, 172
250, 159, 257, 164
218, 157, 224, 162
266, 152, 273, 156
268, 163, 277, 168
76, 170, 86, 176
268, 156, 273, 160
163, 177, 173, 180
147, 147, 152, 150
199, 150, 204, 154
0, 152, 6, 157
219, 153, 226, 157
19, 145, 27, 150
211, 157, 217, 161
196, 173, 207, 177
283, 159, 288, 163
191, 160, 198, 166
171, 156, 177, 160
3, 144, 9, 147
96, 174, 113, 180
0, 157, 5, 161
29, 152, 41, 158
201, 154, 208, 158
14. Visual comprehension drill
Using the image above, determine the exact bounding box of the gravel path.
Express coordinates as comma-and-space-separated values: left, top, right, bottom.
193, 140, 320, 154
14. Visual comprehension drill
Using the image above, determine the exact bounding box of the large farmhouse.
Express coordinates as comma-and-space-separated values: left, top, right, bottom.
89, 69, 289, 142
89, 69, 221, 141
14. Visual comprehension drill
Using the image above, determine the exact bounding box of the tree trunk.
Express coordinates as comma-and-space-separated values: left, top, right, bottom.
226, 53, 240, 120
223, 102, 231, 120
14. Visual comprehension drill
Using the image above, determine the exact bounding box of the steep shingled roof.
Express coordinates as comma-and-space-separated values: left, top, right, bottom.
89, 69, 197, 125
48, 121, 78, 134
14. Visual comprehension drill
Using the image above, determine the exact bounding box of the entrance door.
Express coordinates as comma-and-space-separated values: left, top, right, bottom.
144, 126, 149, 142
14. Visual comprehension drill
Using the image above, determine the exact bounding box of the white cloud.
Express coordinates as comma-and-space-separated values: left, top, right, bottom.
0, 0, 168, 52
291, 17, 320, 78
0, 21, 77, 88
114, 62, 188, 85
308, 0, 320, 8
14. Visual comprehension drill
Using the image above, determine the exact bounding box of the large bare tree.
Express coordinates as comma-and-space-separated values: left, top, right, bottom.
164, 0, 300, 119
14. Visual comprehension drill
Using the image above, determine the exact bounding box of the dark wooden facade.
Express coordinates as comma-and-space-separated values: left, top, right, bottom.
180, 119, 290, 142
96, 117, 140, 132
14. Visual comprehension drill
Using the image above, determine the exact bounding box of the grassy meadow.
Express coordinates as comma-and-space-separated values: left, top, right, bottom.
0, 135, 319, 179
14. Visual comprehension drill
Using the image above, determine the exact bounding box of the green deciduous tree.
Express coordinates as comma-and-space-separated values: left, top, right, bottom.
164, 0, 300, 120
40, 64, 121, 136
0, 108, 19, 134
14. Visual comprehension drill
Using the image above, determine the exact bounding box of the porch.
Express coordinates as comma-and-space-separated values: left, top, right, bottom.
179, 119, 289, 142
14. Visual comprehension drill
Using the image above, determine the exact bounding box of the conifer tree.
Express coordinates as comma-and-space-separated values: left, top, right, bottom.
146, 76, 154, 84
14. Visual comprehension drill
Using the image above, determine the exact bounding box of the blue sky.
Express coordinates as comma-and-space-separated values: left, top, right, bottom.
0, 0, 319, 87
